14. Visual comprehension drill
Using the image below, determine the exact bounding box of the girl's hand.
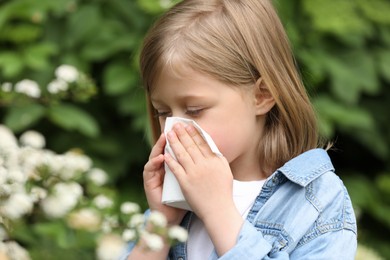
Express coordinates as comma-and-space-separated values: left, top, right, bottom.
164, 123, 236, 221
164, 124, 244, 255
143, 133, 187, 225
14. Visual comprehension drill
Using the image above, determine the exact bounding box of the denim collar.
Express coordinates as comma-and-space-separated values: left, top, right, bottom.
277, 148, 334, 187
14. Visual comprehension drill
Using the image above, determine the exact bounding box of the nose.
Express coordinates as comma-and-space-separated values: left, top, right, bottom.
159, 111, 189, 132
171, 110, 188, 119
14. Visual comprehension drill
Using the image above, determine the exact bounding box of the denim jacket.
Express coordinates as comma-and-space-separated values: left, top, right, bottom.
124, 148, 357, 259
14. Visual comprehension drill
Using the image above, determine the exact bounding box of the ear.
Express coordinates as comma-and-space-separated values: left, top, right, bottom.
253, 77, 275, 116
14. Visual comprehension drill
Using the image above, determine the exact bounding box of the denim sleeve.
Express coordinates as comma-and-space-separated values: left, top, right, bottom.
118, 241, 136, 260
289, 229, 357, 260
218, 220, 288, 259
118, 209, 152, 260
219, 220, 357, 259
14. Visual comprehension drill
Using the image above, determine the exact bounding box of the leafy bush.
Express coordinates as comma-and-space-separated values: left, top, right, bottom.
0, 124, 187, 259
276, 0, 390, 257
0, 0, 389, 258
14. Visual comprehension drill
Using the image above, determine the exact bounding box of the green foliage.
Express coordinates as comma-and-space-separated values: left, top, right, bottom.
47, 103, 99, 137
0, 0, 389, 258
277, 0, 390, 257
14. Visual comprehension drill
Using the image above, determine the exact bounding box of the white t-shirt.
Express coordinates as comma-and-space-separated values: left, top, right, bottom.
187, 179, 266, 260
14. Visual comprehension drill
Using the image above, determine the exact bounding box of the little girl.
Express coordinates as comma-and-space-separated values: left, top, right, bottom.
125, 0, 357, 259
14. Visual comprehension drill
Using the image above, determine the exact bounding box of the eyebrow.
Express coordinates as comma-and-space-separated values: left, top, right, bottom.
150, 94, 207, 104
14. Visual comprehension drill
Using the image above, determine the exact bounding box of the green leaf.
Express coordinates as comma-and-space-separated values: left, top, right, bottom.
103, 63, 137, 95
376, 173, 390, 197
321, 51, 379, 104
314, 96, 388, 158
0, 51, 24, 77
23, 42, 58, 70
357, 0, 390, 25
344, 175, 390, 229
379, 26, 390, 45
0, 23, 42, 43
344, 175, 378, 209
298, 48, 328, 86
377, 49, 390, 82
137, 0, 172, 14
4, 103, 46, 132
33, 221, 71, 248
48, 103, 100, 137
314, 96, 375, 131
82, 33, 136, 61
302, 0, 372, 45
118, 90, 146, 131
66, 5, 101, 46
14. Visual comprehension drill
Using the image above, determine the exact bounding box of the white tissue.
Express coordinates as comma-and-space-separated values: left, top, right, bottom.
162, 117, 222, 210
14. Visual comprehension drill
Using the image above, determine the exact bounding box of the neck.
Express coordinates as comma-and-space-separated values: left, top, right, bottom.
229, 153, 268, 181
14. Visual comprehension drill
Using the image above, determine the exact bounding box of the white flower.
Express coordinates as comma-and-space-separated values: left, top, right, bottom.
0, 183, 12, 197
96, 234, 126, 260
120, 202, 140, 215
55, 65, 79, 83
122, 229, 136, 242
141, 232, 164, 251
47, 79, 68, 94
56, 182, 83, 198
93, 195, 113, 209
40, 196, 69, 218
0, 241, 31, 260
47, 152, 92, 180
0, 226, 8, 241
61, 152, 92, 179
128, 213, 145, 228
67, 208, 101, 231
6, 169, 26, 183
43, 153, 66, 174
5, 183, 25, 195
17, 147, 46, 177
1, 82, 12, 92
355, 244, 384, 260
14, 79, 41, 98
0, 167, 7, 185
0, 125, 18, 151
168, 226, 188, 242
87, 168, 108, 186
101, 216, 119, 233
1, 192, 33, 219
19, 130, 45, 149
40, 182, 82, 218
29, 186, 47, 202
148, 211, 167, 228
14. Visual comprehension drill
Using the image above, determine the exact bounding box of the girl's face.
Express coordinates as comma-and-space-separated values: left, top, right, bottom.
150, 66, 269, 180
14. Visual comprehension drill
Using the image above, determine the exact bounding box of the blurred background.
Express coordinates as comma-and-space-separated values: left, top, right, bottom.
0, 0, 389, 259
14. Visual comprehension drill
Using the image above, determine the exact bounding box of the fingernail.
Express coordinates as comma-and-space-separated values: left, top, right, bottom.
174, 123, 183, 130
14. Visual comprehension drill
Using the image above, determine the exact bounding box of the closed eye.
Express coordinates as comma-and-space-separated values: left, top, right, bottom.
154, 111, 171, 118
186, 108, 203, 117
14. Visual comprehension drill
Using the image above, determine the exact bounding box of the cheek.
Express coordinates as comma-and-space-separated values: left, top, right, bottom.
206, 127, 237, 160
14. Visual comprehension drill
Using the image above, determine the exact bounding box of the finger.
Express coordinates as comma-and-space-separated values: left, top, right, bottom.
164, 153, 186, 182
144, 154, 164, 182
167, 129, 194, 167
144, 154, 165, 173
185, 124, 214, 157
149, 133, 166, 160
173, 123, 203, 160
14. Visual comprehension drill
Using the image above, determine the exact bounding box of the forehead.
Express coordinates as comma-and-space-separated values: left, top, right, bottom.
150, 61, 198, 95
149, 63, 252, 105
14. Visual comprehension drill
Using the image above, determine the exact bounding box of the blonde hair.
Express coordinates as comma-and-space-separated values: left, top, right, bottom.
140, 0, 320, 174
